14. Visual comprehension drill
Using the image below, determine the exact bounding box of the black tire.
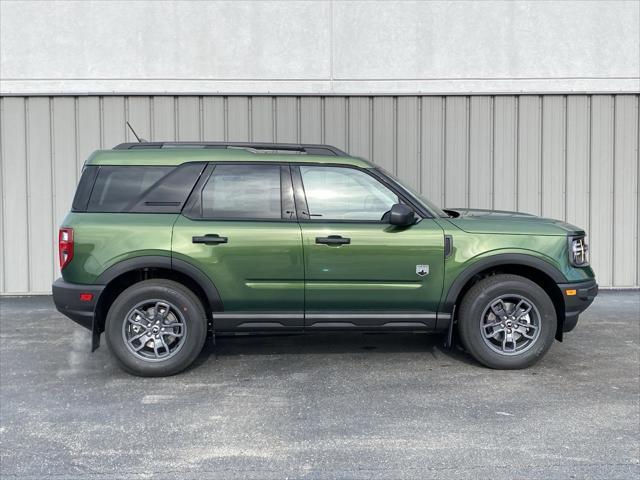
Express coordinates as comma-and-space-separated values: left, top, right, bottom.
457, 274, 557, 369
105, 279, 207, 377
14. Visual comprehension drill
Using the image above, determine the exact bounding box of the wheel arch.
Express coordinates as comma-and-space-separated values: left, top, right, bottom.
92, 256, 222, 350
443, 254, 567, 341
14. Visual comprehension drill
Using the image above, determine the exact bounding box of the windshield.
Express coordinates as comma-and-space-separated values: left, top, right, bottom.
375, 167, 450, 218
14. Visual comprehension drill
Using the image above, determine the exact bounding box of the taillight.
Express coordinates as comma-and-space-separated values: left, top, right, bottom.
59, 227, 74, 269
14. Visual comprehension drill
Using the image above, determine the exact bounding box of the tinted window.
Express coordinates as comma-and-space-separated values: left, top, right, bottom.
87, 166, 173, 212
200, 164, 282, 219
300, 166, 398, 221
128, 162, 206, 213
72, 166, 98, 212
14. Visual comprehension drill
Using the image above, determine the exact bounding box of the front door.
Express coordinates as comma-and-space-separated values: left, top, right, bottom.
172, 163, 304, 331
293, 165, 445, 329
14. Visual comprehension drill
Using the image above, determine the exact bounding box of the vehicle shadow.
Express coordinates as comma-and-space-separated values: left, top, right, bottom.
190, 331, 478, 368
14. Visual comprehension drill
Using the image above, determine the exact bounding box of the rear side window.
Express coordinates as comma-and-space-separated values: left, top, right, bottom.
87, 166, 173, 212
200, 164, 282, 219
127, 163, 205, 213
72, 166, 99, 211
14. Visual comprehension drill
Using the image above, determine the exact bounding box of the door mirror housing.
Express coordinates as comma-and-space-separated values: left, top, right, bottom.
388, 203, 416, 226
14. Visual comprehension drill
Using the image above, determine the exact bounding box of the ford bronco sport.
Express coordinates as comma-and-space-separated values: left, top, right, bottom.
52, 141, 597, 376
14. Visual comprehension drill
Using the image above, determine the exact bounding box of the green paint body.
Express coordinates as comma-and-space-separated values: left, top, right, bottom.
60, 148, 595, 316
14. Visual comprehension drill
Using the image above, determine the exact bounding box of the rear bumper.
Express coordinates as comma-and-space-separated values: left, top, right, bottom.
558, 279, 598, 332
52, 278, 104, 331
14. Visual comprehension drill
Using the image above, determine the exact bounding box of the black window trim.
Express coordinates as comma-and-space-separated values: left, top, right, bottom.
181, 162, 298, 223
291, 163, 431, 224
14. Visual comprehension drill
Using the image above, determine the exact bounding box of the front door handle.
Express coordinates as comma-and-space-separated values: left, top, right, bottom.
316, 235, 350, 246
192, 234, 228, 245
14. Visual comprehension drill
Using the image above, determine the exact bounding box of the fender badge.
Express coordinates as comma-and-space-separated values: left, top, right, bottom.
416, 265, 429, 276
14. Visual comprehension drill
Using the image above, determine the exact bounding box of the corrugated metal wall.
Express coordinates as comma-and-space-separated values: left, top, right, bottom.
0, 95, 638, 293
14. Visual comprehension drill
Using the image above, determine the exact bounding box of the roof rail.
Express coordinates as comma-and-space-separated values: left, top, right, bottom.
112, 142, 348, 157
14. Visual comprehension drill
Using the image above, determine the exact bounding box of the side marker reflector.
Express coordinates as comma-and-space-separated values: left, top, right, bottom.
80, 293, 94, 302
565, 289, 577, 296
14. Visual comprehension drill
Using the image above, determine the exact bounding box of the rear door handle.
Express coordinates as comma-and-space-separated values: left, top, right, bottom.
316, 235, 350, 246
192, 234, 228, 245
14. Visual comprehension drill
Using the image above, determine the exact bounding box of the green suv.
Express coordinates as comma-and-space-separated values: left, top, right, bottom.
52, 142, 597, 376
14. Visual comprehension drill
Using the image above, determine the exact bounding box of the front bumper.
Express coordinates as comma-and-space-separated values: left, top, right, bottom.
557, 279, 598, 332
52, 278, 104, 331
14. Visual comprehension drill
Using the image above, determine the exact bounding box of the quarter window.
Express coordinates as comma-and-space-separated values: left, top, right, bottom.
300, 166, 399, 221
87, 166, 173, 212
200, 164, 282, 219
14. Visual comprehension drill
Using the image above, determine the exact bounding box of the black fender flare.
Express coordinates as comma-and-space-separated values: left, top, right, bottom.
442, 253, 567, 312
91, 255, 223, 351
95, 255, 223, 312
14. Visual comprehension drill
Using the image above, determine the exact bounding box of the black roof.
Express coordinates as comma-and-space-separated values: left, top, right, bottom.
113, 141, 348, 157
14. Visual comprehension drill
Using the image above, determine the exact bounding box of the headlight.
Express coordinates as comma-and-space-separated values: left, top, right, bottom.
568, 235, 589, 266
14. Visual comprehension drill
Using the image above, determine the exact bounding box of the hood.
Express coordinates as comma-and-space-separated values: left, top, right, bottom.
443, 208, 585, 236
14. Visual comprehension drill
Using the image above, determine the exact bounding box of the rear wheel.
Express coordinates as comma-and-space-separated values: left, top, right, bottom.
457, 274, 557, 369
105, 279, 207, 376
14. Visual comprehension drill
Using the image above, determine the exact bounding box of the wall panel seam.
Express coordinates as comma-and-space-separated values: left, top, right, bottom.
124, 96, 129, 141
393, 96, 398, 175
491, 96, 495, 210
369, 96, 374, 168
98, 96, 104, 148
563, 95, 568, 221
24, 98, 31, 292
199, 96, 204, 141
417, 96, 422, 194
515, 96, 519, 211
586, 95, 593, 248
466, 96, 471, 208
611, 96, 616, 283
442, 97, 446, 203
150, 96, 155, 141
0, 98, 5, 291
637, 96, 640, 286
49, 97, 56, 279
538, 96, 543, 214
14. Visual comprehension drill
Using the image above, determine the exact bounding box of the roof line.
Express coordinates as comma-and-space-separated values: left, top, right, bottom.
112, 141, 349, 157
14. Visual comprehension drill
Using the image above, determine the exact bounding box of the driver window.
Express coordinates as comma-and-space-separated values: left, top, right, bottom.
299, 166, 399, 221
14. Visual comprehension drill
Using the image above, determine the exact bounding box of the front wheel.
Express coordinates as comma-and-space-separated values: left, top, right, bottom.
457, 274, 557, 369
105, 279, 207, 377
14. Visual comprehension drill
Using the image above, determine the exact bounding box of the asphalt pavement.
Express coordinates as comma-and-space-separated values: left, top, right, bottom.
0, 291, 638, 479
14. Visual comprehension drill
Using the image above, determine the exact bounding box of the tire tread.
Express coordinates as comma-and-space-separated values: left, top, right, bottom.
457, 274, 557, 369
105, 279, 207, 377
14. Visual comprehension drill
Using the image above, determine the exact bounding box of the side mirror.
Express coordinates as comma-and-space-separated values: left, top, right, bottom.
388, 203, 416, 226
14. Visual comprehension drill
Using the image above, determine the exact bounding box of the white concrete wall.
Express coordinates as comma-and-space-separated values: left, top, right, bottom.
1, 0, 639, 95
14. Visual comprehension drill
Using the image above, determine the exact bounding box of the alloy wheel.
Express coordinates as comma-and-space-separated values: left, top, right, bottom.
480, 294, 541, 355
122, 299, 187, 362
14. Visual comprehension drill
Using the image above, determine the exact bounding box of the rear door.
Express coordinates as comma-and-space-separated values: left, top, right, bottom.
172, 163, 304, 331
293, 164, 445, 329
